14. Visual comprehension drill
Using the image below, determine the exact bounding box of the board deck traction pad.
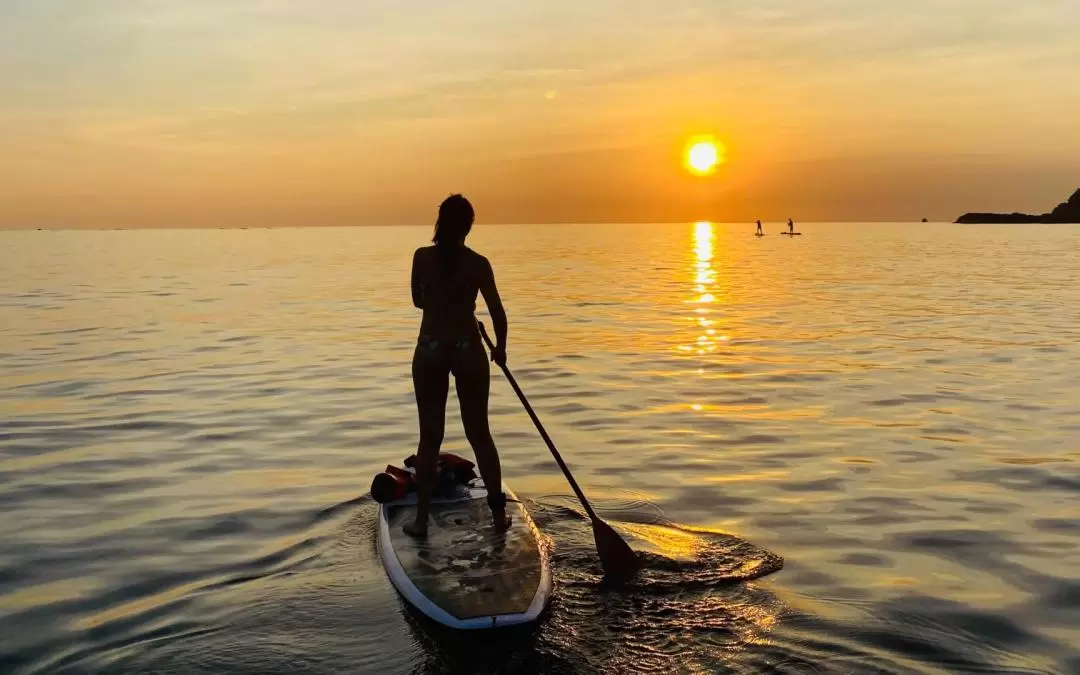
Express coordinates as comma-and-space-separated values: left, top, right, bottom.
377, 481, 552, 629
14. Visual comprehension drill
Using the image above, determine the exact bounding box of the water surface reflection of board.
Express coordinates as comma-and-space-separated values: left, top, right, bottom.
377, 483, 551, 630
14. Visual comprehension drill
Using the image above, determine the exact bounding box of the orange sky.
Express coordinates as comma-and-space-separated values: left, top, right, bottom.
1, 1, 1078, 228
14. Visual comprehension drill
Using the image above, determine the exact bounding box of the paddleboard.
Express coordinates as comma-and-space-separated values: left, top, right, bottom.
755, 233, 765, 237
781, 232, 802, 235
377, 481, 552, 630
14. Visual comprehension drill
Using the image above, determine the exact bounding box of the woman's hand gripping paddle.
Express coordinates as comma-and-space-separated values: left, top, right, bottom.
478, 323, 641, 583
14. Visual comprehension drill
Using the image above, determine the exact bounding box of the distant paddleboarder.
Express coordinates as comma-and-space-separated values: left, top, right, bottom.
788, 218, 794, 234
756, 220, 763, 235
406, 194, 511, 537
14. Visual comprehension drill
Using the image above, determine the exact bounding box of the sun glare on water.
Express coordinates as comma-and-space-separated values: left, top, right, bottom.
685, 138, 724, 176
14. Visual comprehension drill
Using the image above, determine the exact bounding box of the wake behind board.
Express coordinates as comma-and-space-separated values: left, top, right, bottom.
377, 481, 552, 630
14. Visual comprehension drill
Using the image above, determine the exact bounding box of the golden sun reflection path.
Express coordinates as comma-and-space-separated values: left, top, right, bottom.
682, 221, 729, 358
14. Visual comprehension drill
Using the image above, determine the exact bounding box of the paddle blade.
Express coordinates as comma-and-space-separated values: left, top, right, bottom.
592, 518, 641, 584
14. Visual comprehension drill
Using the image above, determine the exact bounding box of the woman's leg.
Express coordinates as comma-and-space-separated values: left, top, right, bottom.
405, 345, 449, 536
453, 342, 511, 529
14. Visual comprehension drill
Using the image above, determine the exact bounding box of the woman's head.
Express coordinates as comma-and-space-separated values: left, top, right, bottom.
433, 194, 474, 250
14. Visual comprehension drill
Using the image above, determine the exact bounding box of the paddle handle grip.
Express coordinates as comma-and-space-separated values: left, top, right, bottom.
477, 322, 600, 522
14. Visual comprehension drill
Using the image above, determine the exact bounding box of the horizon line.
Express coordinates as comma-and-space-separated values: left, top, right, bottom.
1, 220, 967, 232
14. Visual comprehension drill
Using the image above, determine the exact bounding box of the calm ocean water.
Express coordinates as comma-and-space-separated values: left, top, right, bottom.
1, 222, 1079, 674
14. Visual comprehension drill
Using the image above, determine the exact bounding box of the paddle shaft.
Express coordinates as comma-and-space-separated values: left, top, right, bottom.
477, 324, 600, 523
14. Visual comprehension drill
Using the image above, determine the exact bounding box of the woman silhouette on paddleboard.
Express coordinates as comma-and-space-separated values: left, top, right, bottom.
404, 194, 511, 537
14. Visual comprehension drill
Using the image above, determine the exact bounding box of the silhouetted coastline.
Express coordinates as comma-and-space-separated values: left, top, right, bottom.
956, 188, 1080, 223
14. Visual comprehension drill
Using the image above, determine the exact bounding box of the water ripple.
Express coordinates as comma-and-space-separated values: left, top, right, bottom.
1, 224, 1079, 673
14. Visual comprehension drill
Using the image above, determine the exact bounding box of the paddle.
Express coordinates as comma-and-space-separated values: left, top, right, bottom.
477, 322, 641, 584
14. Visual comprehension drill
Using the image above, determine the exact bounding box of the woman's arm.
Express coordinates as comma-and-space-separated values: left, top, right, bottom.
478, 256, 507, 363
411, 249, 425, 309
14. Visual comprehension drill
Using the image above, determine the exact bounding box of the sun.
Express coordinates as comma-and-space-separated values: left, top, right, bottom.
685, 138, 724, 176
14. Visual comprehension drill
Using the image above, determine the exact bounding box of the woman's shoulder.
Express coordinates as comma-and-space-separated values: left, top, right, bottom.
462, 247, 493, 271
461, 246, 490, 263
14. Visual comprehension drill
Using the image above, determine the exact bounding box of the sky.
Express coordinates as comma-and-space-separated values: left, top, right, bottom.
1, 0, 1078, 227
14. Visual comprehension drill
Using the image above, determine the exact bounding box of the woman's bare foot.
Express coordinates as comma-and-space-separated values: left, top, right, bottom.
492, 509, 512, 532
487, 491, 512, 532
403, 520, 428, 538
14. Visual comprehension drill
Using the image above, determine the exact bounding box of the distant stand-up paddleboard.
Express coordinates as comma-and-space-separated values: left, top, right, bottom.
377, 480, 552, 630
780, 232, 802, 236
755, 233, 765, 237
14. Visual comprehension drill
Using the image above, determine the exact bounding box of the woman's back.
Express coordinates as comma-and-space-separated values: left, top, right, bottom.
413, 245, 489, 341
